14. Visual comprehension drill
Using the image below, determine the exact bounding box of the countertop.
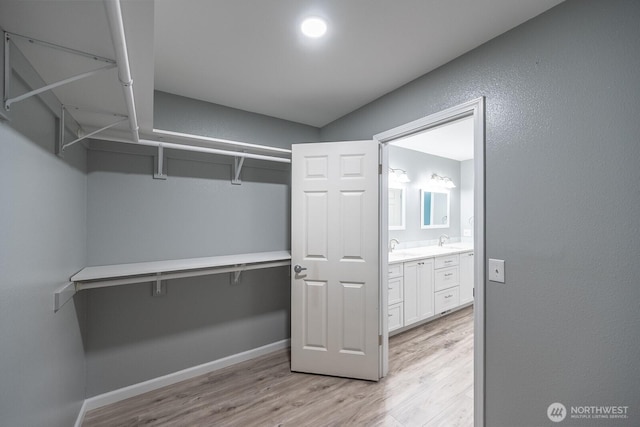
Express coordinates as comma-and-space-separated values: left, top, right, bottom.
388, 243, 474, 264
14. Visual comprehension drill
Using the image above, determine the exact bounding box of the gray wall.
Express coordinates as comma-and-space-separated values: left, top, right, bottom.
84, 91, 320, 396
388, 145, 461, 245
323, 1, 640, 425
0, 70, 87, 424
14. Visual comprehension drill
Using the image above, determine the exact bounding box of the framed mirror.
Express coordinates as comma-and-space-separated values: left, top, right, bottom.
389, 187, 406, 230
421, 189, 450, 229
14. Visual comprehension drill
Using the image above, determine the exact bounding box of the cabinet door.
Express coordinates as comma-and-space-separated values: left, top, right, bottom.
388, 303, 404, 332
459, 251, 474, 305
403, 260, 421, 326
403, 258, 434, 326
417, 258, 434, 321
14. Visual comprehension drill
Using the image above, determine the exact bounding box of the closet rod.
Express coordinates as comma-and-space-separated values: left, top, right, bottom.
153, 129, 292, 155
104, 0, 139, 143
99, 135, 292, 164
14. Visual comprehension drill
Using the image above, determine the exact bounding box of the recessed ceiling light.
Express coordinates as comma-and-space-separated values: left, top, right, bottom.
301, 17, 327, 38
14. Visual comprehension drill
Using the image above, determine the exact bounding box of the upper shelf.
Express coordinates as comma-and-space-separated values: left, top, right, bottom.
71, 250, 292, 290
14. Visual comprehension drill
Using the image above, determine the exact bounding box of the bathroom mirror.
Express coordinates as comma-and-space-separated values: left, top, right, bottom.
421, 189, 450, 229
389, 187, 406, 230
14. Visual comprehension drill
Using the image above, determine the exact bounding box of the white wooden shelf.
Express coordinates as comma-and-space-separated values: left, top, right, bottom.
54, 251, 291, 311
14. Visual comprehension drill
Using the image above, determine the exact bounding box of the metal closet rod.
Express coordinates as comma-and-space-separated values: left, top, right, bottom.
99, 135, 292, 164
104, 0, 139, 142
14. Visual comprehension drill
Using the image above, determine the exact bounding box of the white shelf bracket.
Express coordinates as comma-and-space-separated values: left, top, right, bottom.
54, 282, 76, 312
231, 265, 246, 284
154, 143, 167, 180
3, 32, 117, 111
3, 32, 10, 112
56, 104, 65, 157
232, 156, 245, 185
152, 273, 167, 296
61, 115, 127, 152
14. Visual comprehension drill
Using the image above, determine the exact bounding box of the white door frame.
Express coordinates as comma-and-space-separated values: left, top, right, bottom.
373, 97, 485, 427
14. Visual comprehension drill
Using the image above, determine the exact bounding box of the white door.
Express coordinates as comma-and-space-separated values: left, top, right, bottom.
291, 140, 380, 381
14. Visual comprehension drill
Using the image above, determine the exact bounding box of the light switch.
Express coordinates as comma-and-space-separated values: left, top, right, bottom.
489, 259, 505, 283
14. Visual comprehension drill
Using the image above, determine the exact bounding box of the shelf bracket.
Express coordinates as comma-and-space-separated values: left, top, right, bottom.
231, 264, 246, 284
3, 31, 116, 111
152, 273, 167, 297
232, 156, 245, 185
61, 115, 128, 152
154, 143, 167, 180
54, 282, 76, 313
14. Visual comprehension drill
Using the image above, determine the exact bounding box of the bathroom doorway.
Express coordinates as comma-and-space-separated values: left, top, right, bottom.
374, 98, 485, 426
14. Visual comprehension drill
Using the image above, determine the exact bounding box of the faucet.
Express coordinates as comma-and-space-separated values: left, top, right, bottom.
438, 234, 450, 247
389, 238, 400, 252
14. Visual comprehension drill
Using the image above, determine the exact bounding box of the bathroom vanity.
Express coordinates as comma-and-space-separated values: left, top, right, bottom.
388, 244, 474, 333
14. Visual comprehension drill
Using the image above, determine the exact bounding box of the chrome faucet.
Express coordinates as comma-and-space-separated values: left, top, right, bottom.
389, 238, 400, 252
438, 234, 450, 247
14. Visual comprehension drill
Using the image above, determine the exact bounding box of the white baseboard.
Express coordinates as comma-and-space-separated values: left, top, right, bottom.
74, 400, 88, 427
78, 339, 290, 419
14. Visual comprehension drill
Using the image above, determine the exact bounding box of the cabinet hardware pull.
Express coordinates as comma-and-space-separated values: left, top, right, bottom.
445, 273, 452, 277
445, 294, 452, 298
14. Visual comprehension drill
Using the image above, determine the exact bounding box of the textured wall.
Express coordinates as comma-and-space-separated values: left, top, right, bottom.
322, 1, 640, 425
84, 92, 319, 396
0, 77, 87, 425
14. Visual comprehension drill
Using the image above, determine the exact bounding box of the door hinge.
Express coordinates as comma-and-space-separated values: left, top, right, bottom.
379, 164, 382, 175
379, 335, 383, 345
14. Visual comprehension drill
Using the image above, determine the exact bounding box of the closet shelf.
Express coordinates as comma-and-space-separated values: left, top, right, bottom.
70, 250, 291, 291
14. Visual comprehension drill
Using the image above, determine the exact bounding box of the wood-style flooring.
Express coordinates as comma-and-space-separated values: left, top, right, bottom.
83, 306, 473, 427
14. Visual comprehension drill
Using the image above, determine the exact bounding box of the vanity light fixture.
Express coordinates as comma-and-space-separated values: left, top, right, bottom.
389, 167, 410, 183
301, 17, 328, 38
430, 173, 456, 188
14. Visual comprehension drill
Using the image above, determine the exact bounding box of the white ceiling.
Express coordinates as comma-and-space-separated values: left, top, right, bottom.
155, 0, 564, 127
0, 0, 564, 136
391, 116, 474, 161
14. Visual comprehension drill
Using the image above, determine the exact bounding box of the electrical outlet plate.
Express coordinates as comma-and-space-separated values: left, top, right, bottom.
489, 259, 505, 283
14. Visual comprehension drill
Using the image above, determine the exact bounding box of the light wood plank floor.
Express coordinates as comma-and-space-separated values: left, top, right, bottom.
84, 306, 473, 427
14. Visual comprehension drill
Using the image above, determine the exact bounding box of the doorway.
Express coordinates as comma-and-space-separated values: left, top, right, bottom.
374, 97, 485, 426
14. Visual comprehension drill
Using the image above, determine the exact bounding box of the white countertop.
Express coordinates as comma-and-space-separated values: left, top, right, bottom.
388, 243, 474, 264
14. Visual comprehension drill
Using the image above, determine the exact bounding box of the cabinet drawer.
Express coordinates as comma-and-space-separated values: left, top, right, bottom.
434, 266, 459, 292
388, 276, 404, 306
388, 303, 404, 332
435, 254, 459, 269
435, 287, 460, 313
388, 263, 403, 278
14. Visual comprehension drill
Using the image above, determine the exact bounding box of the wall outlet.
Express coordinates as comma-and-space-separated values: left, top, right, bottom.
463, 229, 472, 237
489, 259, 505, 283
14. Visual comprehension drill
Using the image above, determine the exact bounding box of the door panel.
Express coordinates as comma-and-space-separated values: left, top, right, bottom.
291, 140, 380, 381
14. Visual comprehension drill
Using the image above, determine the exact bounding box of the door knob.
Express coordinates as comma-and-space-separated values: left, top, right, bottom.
294, 265, 307, 274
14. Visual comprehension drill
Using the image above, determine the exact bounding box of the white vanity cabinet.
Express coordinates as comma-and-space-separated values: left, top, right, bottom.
459, 251, 474, 305
387, 263, 404, 332
388, 247, 474, 333
403, 258, 434, 327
